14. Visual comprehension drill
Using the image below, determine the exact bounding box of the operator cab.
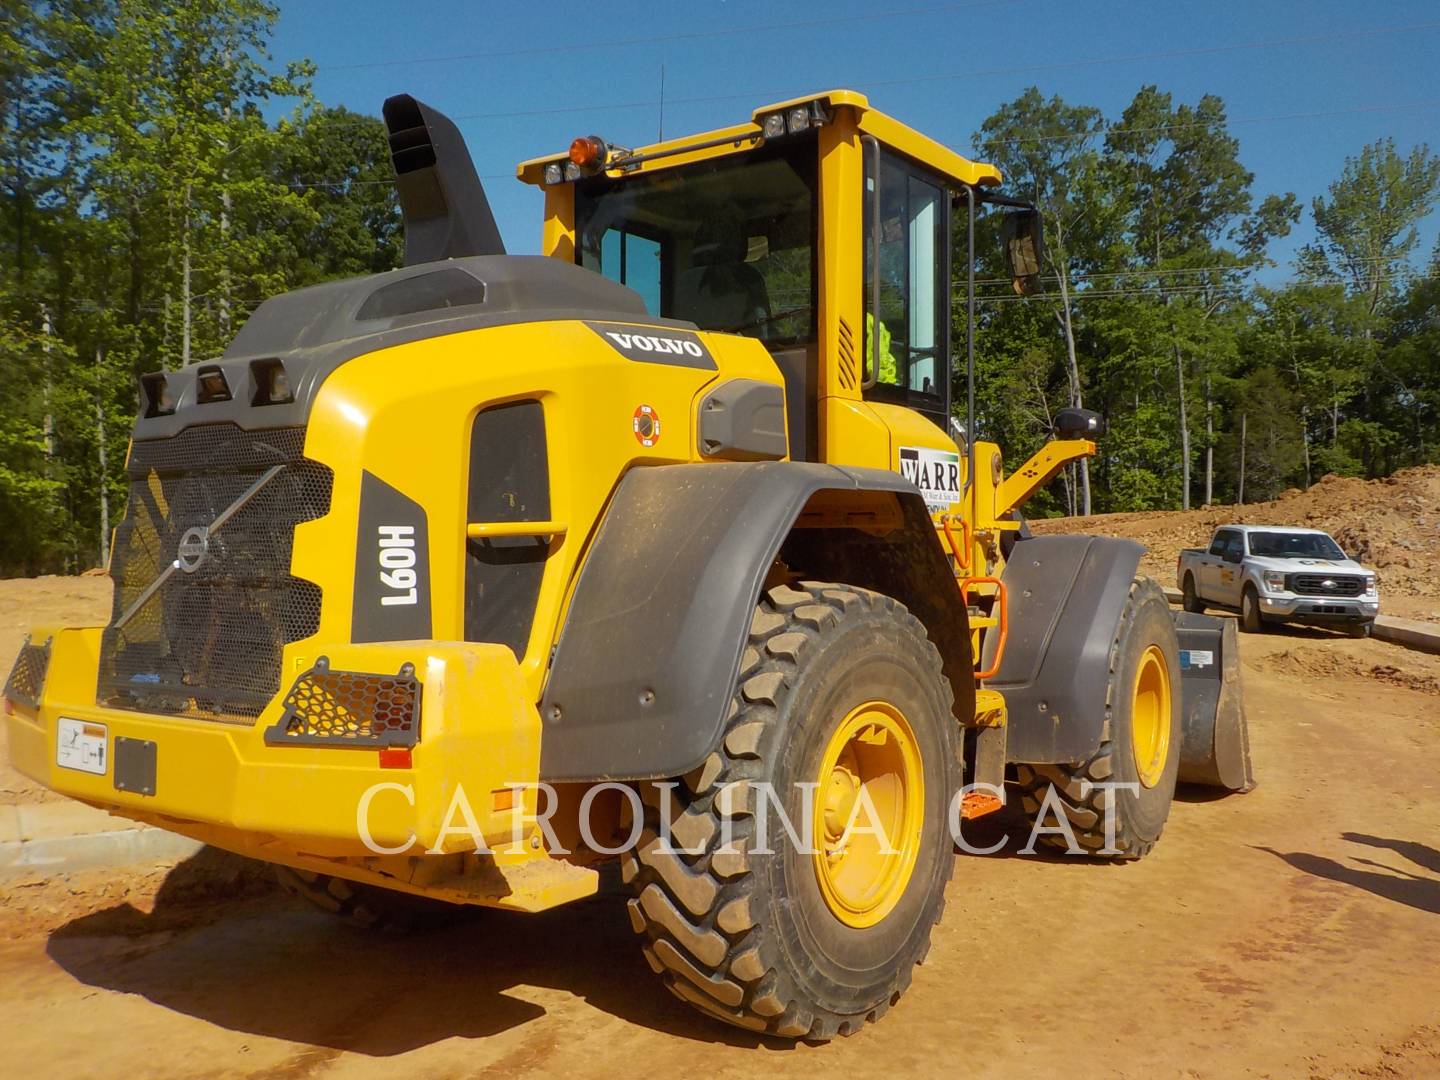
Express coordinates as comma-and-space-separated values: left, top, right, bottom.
520, 91, 1036, 467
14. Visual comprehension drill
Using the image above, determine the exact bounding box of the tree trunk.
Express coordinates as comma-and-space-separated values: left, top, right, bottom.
181, 183, 192, 366
1300, 405, 1311, 487
219, 187, 232, 337
1173, 341, 1190, 510
41, 306, 54, 459
1238, 411, 1247, 504
96, 346, 110, 566
1204, 372, 1213, 505
1052, 223, 1090, 515
128, 195, 143, 327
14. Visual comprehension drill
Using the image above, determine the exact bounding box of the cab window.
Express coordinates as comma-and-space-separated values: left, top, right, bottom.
574, 142, 817, 345
864, 147, 950, 422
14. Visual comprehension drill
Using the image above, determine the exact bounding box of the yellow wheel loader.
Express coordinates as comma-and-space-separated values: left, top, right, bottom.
4, 90, 1253, 1040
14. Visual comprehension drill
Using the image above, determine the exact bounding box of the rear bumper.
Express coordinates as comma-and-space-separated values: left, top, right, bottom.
1259, 595, 1378, 623
6, 626, 544, 859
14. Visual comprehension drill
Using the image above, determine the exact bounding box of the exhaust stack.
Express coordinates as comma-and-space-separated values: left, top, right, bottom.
382, 93, 506, 265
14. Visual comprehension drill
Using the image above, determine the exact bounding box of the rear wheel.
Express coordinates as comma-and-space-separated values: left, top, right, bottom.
621, 581, 959, 1040
273, 865, 470, 932
1181, 573, 1206, 613
1015, 577, 1181, 859
1240, 585, 1264, 633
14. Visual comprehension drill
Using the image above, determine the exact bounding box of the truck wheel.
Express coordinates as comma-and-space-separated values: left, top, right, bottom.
273, 865, 469, 932
1014, 577, 1181, 860
1240, 585, 1264, 633
1345, 621, 1372, 639
1181, 573, 1205, 613
620, 581, 959, 1040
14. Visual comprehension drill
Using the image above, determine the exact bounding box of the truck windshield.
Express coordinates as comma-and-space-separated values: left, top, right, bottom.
573, 141, 817, 347
1247, 532, 1346, 559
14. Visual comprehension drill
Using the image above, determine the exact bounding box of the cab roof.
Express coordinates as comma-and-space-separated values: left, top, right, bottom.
517, 88, 1003, 190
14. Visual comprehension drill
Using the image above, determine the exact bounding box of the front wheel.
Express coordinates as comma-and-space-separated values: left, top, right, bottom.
1240, 585, 1264, 633
1015, 577, 1182, 859
1345, 620, 1372, 639
621, 581, 960, 1040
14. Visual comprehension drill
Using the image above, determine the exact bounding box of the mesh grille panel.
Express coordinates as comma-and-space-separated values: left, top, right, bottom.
99, 423, 332, 722
264, 662, 420, 747
4, 637, 51, 709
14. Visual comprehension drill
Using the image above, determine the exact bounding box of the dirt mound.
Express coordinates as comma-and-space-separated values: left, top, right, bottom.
1259, 644, 1440, 695
1031, 465, 1440, 606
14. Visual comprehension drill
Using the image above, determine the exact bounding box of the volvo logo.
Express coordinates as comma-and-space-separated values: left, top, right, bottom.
176, 526, 211, 573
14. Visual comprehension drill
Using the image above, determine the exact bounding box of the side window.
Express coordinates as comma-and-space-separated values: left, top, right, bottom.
1209, 531, 1230, 557
864, 149, 948, 399
584, 227, 662, 315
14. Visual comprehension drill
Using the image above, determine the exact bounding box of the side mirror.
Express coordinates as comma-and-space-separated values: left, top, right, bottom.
1224, 549, 1243, 564
1053, 407, 1106, 440
1001, 208, 1046, 296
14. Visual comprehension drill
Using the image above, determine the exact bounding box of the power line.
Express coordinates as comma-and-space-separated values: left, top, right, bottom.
281, 97, 1440, 189
431, 21, 1440, 125
313, 0, 1020, 71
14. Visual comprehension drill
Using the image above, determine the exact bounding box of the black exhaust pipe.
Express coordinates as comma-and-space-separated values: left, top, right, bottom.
382, 93, 505, 265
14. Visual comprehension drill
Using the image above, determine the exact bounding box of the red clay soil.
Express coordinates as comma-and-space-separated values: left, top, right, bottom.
1031, 465, 1440, 621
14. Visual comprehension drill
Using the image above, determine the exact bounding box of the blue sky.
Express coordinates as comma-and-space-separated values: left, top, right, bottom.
270, 0, 1440, 279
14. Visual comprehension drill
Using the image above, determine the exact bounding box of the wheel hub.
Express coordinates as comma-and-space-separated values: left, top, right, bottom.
1130, 644, 1172, 789
812, 702, 924, 928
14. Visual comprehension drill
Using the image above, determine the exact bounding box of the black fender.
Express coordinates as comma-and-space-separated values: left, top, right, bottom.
981, 534, 1146, 764
538, 461, 971, 782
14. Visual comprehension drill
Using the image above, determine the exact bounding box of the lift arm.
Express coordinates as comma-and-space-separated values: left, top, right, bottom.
994, 438, 1095, 520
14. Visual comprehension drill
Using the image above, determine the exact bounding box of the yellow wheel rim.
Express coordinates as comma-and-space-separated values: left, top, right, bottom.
1131, 644, 1172, 789
811, 701, 924, 929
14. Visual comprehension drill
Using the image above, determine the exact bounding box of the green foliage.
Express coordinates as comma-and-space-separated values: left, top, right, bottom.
962, 85, 1436, 517
0, 1, 400, 574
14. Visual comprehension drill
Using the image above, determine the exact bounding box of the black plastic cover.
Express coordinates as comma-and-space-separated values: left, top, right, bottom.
982, 534, 1144, 764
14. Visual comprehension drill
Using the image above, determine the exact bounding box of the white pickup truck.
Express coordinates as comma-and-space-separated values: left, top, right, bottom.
1176, 524, 1379, 637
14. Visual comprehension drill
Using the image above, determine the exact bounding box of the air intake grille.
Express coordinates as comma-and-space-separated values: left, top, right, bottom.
1288, 573, 1364, 598
4, 637, 51, 709
99, 423, 332, 722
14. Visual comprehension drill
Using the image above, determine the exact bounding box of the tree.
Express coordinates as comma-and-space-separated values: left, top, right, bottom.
976, 89, 1106, 514
1301, 139, 1440, 316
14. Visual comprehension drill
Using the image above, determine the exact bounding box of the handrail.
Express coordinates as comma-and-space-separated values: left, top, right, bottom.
959, 575, 1008, 681
466, 520, 568, 539
939, 514, 971, 572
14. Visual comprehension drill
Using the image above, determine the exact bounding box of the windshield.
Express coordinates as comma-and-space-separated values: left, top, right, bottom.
573, 142, 817, 346
1247, 532, 1346, 559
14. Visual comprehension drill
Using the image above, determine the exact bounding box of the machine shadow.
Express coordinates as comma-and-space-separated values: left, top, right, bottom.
44, 849, 788, 1055
1256, 836, 1440, 917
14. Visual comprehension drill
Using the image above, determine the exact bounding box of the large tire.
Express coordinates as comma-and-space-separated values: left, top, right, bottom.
1345, 620, 1372, 639
1014, 576, 1181, 860
620, 581, 960, 1040
1181, 573, 1206, 613
273, 865, 470, 932
1240, 584, 1264, 633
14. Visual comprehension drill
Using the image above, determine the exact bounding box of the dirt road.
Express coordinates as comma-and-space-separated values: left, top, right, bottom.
3, 617, 1438, 1078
